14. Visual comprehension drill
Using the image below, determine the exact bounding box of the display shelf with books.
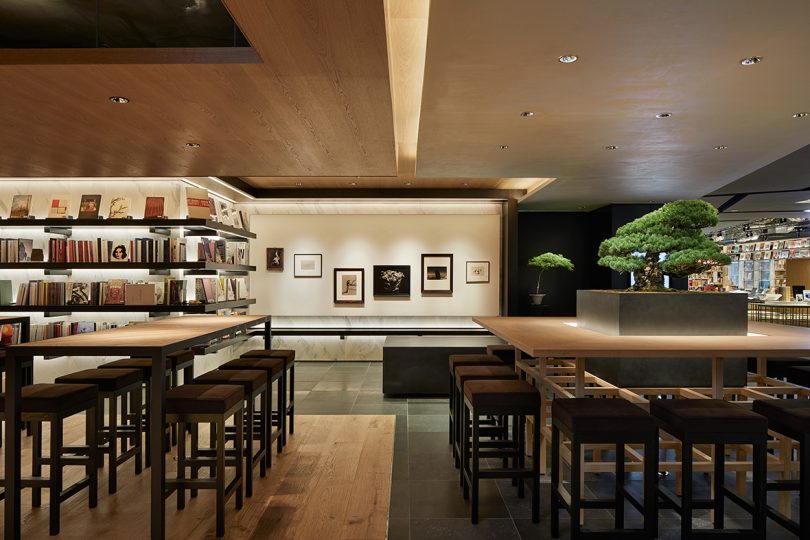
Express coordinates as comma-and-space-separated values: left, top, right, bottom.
0, 218, 256, 241
1, 299, 256, 317
0, 261, 255, 273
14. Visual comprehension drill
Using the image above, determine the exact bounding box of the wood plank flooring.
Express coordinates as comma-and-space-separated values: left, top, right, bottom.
1, 414, 395, 539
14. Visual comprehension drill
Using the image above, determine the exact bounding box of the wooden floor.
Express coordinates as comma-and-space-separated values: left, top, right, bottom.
1, 414, 395, 539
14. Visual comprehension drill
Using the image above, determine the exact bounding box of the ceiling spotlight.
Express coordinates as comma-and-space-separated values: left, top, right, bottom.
462, 182, 470, 187
656, 112, 672, 118
184, 142, 200, 149
349, 182, 357, 186
519, 111, 535, 118
109, 96, 129, 104
499, 145, 509, 150
404, 182, 412, 186
793, 112, 809, 118
295, 182, 302, 187
740, 56, 763, 66
558, 54, 578, 64
714, 145, 728, 150
604, 145, 618, 150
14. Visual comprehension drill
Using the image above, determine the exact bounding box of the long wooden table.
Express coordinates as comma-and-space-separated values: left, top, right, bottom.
473, 316, 810, 398
3, 314, 271, 540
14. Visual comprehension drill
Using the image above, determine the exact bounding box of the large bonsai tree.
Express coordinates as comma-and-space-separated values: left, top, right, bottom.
597, 200, 730, 291
528, 252, 574, 294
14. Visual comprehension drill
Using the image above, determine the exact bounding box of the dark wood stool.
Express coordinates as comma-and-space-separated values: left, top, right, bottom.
551, 398, 659, 539
0, 351, 34, 447
752, 398, 810, 537
650, 398, 767, 539
0, 383, 99, 535
448, 354, 503, 451
55, 368, 143, 494
192, 369, 268, 497
221, 357, 285, 454
240, 349, 295, 444
166, 384, 244, 538
461, 379, 541, 524
486, 344, 517, 366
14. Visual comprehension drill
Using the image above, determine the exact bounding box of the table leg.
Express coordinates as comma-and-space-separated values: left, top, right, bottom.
574, 358, 585, 398
150, 351, 167, 539
264, 317, 271, 349
756, 356, 767, 379
711, 357, 724, 399
4, 350, 23, 540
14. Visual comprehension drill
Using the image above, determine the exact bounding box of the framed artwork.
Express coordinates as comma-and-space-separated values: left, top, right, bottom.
373, 265, 410, 297
422, 253, 453, 294
466, 261, 490, 283
334, 268, 364, 304
267, 248, 284, 271
293, 253, 322, 277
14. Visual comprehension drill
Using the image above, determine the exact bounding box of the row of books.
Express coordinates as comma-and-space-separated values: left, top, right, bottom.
198, 238, 248, 265
30, 321, 98, 341
9, 194, 167, 220
0, 238, 34, 262
186, 187, 250, 230
14, 278, 189, 306
48, 238, 187, 263
730, 249, 810, 261
194, 277, 248, 303
724, 238, 810, 253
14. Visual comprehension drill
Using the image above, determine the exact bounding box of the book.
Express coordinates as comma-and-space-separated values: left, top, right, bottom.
125, 283, 156, 305
18, 239, 33, 262
108, 197, 130, 219
0, 280, 12, 305
78, 194, 102, 219
105, 279, 127, 305
48, 196, 70, 218
75, 322, 95, 334
154, 281, 166, 304
144, 196, 165, 219
67, 282, 91, 305
109, 241, 130, 262
9, 194, 31, 218
186, 187, 211, 219
238, 211, 249, 231
208, 197, 218, 221
231, 210, 243, 230
217, 201, 231, 225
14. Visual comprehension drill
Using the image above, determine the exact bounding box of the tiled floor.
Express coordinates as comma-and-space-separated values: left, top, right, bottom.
294, 361, 798, 539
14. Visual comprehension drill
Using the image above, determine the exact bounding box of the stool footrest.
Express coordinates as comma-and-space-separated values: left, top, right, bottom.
476, 468, 535, 479
766, 505, 800, 536
766, 479, 800, 491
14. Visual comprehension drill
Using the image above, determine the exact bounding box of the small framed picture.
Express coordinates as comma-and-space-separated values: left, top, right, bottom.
334, 268, 364, 304
267, 248, 284, 271
421, 253, 453, 294
373, 265, 411, 297
466, 261, 490, 283
803, 290, 810, 302
294, 254, 322, 278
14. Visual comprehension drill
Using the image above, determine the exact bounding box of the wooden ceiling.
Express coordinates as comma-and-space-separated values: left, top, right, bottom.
242, 176, 549, 191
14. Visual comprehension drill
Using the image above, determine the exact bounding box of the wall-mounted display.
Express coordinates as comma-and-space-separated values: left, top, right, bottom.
334, 268, 364, 304
422, 254, 453, 294
373, 265, 410, 297
78, 194, 102, 219
466, 261, 490, 283
267, 248, 284, 271
294, 253, 322, 277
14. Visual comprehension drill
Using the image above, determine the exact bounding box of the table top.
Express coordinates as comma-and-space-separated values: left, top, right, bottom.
0, 315, 30, 325
7, 314, 269, 356
383, 336, 504, 348
473, 316, 810, 358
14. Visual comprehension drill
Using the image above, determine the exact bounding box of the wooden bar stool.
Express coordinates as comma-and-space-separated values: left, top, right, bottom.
752, 398, 810, 537
240, 349, 295, 444
650, 398, 767, 539
55, 368, 143, 494
461, 379, 541, 524
551, 398, 659, 539
448, 354, 503, 452
165, 384, 244, 538
192, 369, 268, 497
486, 344, 517, 366
0, 383, 99, 536
0, 351, 34, 447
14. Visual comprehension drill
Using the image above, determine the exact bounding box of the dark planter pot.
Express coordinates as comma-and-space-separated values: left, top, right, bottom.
576, 289, 748, 336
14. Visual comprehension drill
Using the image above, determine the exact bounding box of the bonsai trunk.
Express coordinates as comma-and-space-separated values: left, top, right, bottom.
634, 253, 665, 290
535, 269, 544, 294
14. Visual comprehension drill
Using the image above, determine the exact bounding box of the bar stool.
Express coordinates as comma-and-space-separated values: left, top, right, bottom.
165, 383, 244, 538
240, 349, 295, 444
192, 369, 268, 497
448, 354, 503, 452
220, 357, 285, 454
0, 351, 34, 447
55, 368, 143, 494
0, 383, 99, 536
486, 344, 517, 366
460, 379, 541, 524
752, 398, 810, 537
650, 398, 768, 539
551, 398, 659, 539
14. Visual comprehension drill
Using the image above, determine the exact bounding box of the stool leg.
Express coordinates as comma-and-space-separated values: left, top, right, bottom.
454, 383, 461, 469
448, 371, 454, 446
134, 387, 143, 475
516, 415, 525, 499
276, 377, 283, 454
644, 434, 659, 539
753, 438, 767, 536
108, 394, 118, 494
532, 412, 540, 524
681, 439, 693, 539
571, 439, 582, 539
802, 435, 810, 539
144, 381, 151, 468
280, 371, 288, 446
713, 442, 724, 530
170, 370, 178, 446
471, 411, 480, 524
260, 389, 268, 475
245, 398, 254, 498
177, 422, 186, 510
615, 441, 625, 530
216, 419, 225, 537
462, 401, 470, 499
87, 405, 98, 509
288, 364, 295, 436
551, 424, 560, 538
50, 417, 63, 536
190, 423, 199, 498
183, 364, 194, 386
32, 420, 42, 507
210, 422, 217, 478
235, 408, 244, 510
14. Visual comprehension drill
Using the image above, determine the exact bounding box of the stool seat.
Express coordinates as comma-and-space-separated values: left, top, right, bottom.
240, 349, 295, 365
650, 398, 767, 435
131, 348, 195, 368
753, 399, 810, 438
554, 398, 658, 436
449, 354, 502, 371
463, 379, 539, 411
55, 368, 142, 392
221, 357, 285, 377
99, 357, 172, 378
166, 384, 244, 415
0, 383, 98, 413
193, 369, 267, 394
455, 365, 517, 387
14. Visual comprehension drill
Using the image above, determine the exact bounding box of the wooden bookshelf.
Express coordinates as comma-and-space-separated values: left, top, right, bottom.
0, 261, 256, 272
0, 299, 256, 317
0, 217, 256, 240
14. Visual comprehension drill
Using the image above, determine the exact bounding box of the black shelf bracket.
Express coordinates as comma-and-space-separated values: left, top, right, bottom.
43, 226, 72, 237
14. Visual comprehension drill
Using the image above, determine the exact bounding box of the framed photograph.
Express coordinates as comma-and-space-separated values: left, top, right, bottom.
466, 261, 490, 283
267, 248, 284, 271
373, 265, 410, 297
78, 194, 101, 219
334, 268, 364, 304
803, 290, 810, 302
294, 254, 322, 278
422, 253, 453, 294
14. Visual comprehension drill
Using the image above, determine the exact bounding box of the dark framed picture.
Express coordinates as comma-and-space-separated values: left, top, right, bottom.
466, 261, 490, 283
267, 248, 284, 271
422, 253, 453, 294
293, 253, 322, 277
334, 268, 364, 304
373, 265, 411, 297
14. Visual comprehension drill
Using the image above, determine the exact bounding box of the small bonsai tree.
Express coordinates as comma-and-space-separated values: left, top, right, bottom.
528, 252, 574, 294
597, 200, 731, 291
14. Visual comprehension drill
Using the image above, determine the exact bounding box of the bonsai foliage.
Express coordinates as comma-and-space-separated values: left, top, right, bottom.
597, 200, 731, 291
528, 252, 574, 294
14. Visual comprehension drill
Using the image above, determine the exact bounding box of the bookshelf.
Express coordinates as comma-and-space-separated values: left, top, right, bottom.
0, 217, 256, 240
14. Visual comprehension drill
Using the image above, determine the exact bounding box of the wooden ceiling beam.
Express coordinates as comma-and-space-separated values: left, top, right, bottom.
249, 187, 526, 200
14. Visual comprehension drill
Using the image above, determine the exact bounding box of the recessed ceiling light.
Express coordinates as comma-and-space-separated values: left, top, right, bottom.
804, 209, 810, 213
558, 54, 578, 64
793, 112, 809, 118
405, 182, 412, 186
462, 182, 470, 187
656, 112, 672, 118
500, 145, 509, 150
604, 145, 618, 150
714, 145, 728, 150
184, 142, 200, 149
349, 182, 357, 186
519, 111, 535, 118
740, 56, 763, 66
730, 209, 739, 212
295, 182, 302, 187
109, 96, 129, 104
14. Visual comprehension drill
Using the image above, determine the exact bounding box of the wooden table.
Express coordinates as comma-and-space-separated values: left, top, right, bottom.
473, 316, 810, 398
3, 314, 271, 540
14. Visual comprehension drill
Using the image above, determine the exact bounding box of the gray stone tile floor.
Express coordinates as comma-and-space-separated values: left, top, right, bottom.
294, 361, 799, 539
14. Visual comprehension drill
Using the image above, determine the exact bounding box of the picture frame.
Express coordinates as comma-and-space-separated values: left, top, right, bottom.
466, 261, 490, 283
373, 265, 411, 297
293, 253, 322, 278
334, 268, 364, 304
421, 253, 453, 294
267, 247, 284, 271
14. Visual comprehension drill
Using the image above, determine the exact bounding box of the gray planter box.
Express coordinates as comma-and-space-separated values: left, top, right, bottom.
576, 290, 748, 336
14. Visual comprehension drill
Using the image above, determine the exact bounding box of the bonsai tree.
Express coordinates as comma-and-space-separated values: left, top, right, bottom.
528, 252, 574, 294
597, 200, 731, 291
